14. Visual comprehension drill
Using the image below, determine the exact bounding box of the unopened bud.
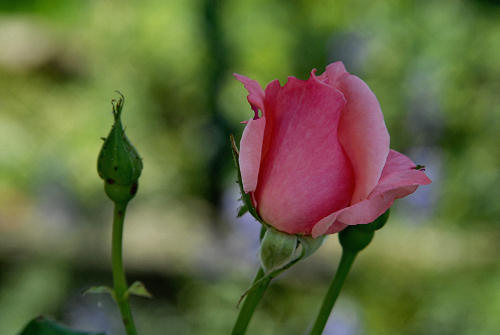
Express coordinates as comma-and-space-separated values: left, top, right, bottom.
97, 92, 143, 203
370, 209, 390, 231
338, 224, 374, 253
259, 227, 298, 273
338, 209, 391, 253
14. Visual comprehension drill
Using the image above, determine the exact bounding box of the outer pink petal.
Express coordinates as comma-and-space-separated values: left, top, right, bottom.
337, 74, 390, 204
312, 150, 431, 237
335, 185, 418, 226
234, 73, 265, 115
239, 117, 266, 193
376, 150, 432, 188
317, 61, 348, 86
312, 212, 346, 237
255, 74, 354, 235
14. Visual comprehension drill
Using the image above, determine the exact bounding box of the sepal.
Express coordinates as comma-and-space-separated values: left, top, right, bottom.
230, 134, 263, 223
125, 281, 153, 299
298, 235, 326, 258
237, 231, 326, 307
237, 205, 248, 217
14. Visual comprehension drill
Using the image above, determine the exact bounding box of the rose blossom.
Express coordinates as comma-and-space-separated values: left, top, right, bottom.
234, 62, 431, 238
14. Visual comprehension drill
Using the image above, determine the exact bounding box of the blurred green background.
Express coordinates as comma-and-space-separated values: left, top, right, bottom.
1, 0, 499, 334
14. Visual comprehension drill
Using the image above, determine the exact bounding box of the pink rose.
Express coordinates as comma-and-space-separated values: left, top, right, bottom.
235, 61, 431, 238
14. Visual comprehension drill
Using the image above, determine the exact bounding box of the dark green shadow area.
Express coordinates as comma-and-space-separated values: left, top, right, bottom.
19, 317, 105, 335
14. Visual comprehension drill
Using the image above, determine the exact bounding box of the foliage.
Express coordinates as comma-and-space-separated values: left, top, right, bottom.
19, 317, 105, 335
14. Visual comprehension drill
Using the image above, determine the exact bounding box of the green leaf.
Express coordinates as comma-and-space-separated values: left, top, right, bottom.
18, 317, 106, 335
82, 285, 116, 300
125, 281, 153, 298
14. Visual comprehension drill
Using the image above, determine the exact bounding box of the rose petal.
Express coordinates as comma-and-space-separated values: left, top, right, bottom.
239, 117, 266, 193
234, 73, 265, 116
255, 74, 354, 235
337, 74, 390, 204
336, 185, 418, 226
326, 222, 349, 234
312, 150, 431, 237
317, 61, 348, 86
312, 211, 344, 238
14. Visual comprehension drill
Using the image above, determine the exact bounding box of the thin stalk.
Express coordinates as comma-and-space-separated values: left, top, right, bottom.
309, 250, 357, 335
112, 202, 138, 335
231, 267, 271, 335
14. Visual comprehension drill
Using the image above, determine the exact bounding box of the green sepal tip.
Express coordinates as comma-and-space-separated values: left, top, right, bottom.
125, 281, 153, 299
237, 205, 248, 217
298, 235, 326, 258
230, 134, 263, 223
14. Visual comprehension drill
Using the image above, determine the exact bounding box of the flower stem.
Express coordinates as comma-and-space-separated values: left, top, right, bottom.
112, 202, 138, 335
231, 267, 271, 335
309, 250, 357, 335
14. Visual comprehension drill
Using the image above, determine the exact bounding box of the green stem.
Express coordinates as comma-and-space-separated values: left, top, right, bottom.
309, 250, 357, 335
112, 202, 138, 335
231, 267, 271, 335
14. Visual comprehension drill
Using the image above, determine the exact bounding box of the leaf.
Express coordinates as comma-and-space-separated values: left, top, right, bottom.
18, 317, 106, 335
82, 286, 115, 300
125, 281, 153, 298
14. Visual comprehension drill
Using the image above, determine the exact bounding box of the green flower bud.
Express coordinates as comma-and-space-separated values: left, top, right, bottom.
104, 181, 139, 204
97, 92, 143, 203
259, 227, 298, 273
338, 209, 391, 253
370, 208, 390, 231
338, 224, 374, 253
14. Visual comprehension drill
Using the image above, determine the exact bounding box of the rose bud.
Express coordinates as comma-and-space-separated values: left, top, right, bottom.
259, 227, 298, 273
97, 92, 143, 204
234, 62, 431, 238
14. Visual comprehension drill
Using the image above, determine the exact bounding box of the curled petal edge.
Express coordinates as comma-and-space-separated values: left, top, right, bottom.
312, 151, 431, 238
234, 73, 265, 118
